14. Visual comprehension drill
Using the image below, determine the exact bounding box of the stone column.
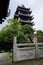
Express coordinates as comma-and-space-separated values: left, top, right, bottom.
33, 36, 37, 44
33, 36, 39, 58
13, 36, 17, 62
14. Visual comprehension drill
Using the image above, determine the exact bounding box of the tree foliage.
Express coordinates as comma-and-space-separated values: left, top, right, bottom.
17, 32, 30, 43
22, 24, 34, 35
0, 18, 34, 51
36, 30, 43, 36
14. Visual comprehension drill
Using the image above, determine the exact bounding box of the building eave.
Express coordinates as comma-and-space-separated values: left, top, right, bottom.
0, 0, 10, 23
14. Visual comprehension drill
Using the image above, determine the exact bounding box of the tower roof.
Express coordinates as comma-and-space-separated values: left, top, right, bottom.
14, 5, 34, 25
17, 6, 30, 11
15, 6, 32, 15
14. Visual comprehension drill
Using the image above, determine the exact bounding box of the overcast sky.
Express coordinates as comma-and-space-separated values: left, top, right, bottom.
0, 0, 43, 30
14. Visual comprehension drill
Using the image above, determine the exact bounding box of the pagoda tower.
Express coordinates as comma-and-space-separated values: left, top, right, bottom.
0, 0, 10, 23
14, 5, 34, 26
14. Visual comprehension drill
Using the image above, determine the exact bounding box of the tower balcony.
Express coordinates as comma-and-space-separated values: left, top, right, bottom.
14, 14, 34, 21
18, 10, 32, 15
19, 15, 34, 21
20, 19, 31, 23
20, 19, 34, 25
16, 9, 32, 15
18, 11, 31, 16
18, 17, 30, 22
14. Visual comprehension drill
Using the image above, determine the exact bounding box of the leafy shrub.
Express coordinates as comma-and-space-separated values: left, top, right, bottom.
17, 32, 30, 43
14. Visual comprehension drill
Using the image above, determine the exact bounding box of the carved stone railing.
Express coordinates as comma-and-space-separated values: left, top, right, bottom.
13, 36, 43, 62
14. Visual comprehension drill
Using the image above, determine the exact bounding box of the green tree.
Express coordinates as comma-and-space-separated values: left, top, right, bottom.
36, 30, 43, 36
8, 18, 21, 36
8, 19, 30, 43
17, 32, 30, 43
22, 24, 34, 43
0, 19, 21, 51
0, 18, 35, 51
22, 24, 34, 35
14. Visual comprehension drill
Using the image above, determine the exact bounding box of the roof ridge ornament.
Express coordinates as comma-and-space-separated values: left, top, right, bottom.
21, 5, 25, 8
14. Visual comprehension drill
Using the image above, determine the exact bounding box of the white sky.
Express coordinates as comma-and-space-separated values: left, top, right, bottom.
0, 0, 43, 30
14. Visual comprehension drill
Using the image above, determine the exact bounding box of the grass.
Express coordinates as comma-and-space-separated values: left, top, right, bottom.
8, 50, 13, 62
12, 58, 43, 65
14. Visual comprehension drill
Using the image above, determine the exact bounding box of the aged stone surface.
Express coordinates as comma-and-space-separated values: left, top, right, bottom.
13, 37, 43, 62
0, 53, 11, 64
